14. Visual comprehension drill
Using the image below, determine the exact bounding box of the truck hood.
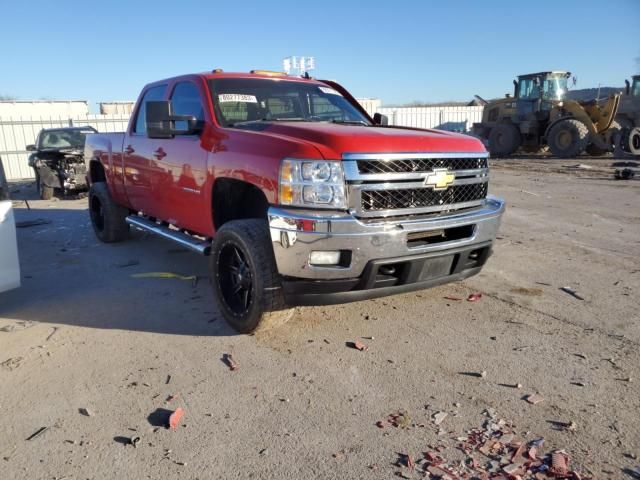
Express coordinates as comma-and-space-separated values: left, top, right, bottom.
235, 122, 485, 158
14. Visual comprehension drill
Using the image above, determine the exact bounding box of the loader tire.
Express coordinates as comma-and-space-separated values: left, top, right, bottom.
88, 182, 129, 243
547, 119, 589, 158
210, 219, 294, 334
628, 127, 640, 156
488, 123, 521, 157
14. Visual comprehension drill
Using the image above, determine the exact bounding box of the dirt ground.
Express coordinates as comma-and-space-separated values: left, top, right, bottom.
1, 157, 639, 479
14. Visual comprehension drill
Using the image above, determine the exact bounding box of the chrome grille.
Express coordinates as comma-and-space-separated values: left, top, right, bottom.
357, 157, 487, 174
343, 152, 489, 218
361, 183, 488, 212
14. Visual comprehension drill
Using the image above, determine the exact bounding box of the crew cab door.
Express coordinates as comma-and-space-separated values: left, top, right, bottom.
123, 84, 167, 216
150, 80, 209, 233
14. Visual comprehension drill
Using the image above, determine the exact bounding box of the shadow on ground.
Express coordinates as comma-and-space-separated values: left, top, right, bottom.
0, 198, 238, 338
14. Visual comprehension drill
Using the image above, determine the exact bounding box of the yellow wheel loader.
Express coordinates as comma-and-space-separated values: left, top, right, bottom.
615, 75, 640, 156
472, 71, 621, 158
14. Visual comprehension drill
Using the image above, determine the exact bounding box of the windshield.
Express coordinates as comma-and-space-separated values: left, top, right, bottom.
542, 76, 568, 100
38, 128, 95, 150
518, 75, 568, 101
208, 78, 371, 127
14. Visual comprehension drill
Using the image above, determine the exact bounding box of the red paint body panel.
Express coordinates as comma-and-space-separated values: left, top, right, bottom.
84, 72, 486, 238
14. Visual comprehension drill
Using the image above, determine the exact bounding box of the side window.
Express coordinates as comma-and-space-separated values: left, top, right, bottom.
171, 82, 205, 131
134, 85, 167, 134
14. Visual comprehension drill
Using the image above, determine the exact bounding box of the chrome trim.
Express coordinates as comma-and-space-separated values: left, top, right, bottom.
349, 199, 487, 218
268, 196, 505, 280
351, 176, 489, 191
126, 216, 210, 255
341, 152, 490, 218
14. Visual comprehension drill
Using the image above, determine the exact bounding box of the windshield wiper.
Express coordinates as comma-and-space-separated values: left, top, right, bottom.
329, 119, 370, 126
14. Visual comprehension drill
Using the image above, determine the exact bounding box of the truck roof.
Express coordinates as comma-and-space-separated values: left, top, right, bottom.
518, 71, 570, 78
146, 70, 326, 88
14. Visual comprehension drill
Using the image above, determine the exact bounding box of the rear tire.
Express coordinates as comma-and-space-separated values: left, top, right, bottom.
88, 182, 129, 243
547, 119, 589, 158
488, 123, 521, 157
210, 219, 293, 334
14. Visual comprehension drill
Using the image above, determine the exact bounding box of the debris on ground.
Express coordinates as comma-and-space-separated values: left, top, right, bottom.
560, 286, 584, 300
614, 168, 636, 180
26, 426, 48, 441
131, 272, 197, 286
15, 219, 51, 228
222, 353, 239, 371
524, 393, 545, 405
444, 296, 463, 301
563, 163, 593, 170
460, 370, 487, 378
548, 420, 577, 432
130, 436, 141, 448
347, 340, 368, 351
165, 375, 172, 384
78, 408, 92, 417
467, 293, 483, 302
377, 410, 411, 429
166, 394, 178, 402
432, 411, 448, 425
168, 407, 184, 429
115, 260, 140, 268
386, 412, 591, 479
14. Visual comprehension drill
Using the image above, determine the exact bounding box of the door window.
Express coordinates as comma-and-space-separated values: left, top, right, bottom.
171, 82, 205, 131
134, 85, 167, 134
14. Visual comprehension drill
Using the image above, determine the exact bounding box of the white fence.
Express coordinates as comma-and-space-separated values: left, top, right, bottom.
0, 114, 130, 180
379, 106, 484, 132
0, 105, 485, 181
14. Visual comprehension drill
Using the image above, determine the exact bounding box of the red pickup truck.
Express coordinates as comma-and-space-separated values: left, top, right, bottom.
84, 70, 504, 332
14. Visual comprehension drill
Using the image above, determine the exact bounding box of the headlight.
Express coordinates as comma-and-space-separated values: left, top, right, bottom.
279, 159, 347, 209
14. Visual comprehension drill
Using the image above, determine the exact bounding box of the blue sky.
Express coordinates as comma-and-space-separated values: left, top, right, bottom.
1, 0, 638, 110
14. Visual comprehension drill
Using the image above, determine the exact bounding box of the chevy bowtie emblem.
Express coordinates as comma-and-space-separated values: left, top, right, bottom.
424, 168, 455, 190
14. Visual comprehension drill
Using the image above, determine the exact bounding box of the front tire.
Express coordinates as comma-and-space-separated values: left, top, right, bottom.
88, 182, 129, 243
210, 219, 293, 333
488, 123, 521, 157
547, 119, 589, 158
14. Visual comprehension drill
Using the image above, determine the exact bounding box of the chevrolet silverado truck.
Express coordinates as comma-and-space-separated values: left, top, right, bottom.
84, 70, 505, 333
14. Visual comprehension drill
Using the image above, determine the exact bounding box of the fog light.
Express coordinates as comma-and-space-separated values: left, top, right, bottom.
309, 250, 341, 266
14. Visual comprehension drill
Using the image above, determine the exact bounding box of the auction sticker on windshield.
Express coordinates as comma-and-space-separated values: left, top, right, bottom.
319, 87, 342, 96
218, 94, 258, 103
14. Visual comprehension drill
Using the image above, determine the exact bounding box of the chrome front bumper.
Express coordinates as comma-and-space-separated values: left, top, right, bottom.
268, 195, 505, 280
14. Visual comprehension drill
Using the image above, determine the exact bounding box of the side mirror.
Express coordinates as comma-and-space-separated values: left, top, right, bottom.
373, 113, 388, 126
26, 144, 36, 152
146, 101, 201, 139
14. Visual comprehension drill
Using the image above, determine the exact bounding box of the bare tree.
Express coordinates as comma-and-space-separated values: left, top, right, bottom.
0, 94, 17, 101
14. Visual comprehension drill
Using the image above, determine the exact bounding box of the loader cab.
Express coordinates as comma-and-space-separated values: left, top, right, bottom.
630, 75, 640, 98
514, 71, 570, 118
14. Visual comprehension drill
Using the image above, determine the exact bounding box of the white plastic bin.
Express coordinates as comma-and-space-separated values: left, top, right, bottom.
0, 201, 20, 293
